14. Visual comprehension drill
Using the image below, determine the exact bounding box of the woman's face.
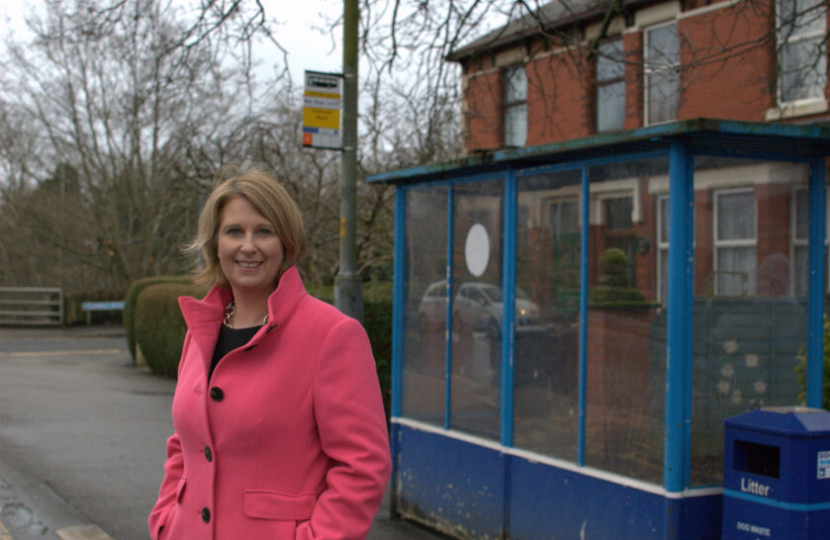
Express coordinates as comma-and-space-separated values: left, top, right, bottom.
216, 197, 284, 299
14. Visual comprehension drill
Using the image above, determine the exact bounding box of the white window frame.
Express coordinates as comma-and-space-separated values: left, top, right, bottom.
790, 185, 830, 296
546, 197, 581, 242
643, 21, 680, 126
503, 65, 528, 147
776, 0, 828, 106
657, 194, 669, 305
713, 188, 757, 297
589, 179, 642, 225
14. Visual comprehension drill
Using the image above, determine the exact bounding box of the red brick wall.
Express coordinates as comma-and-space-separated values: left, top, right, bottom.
623, 31, 644, 130
678, 2, 775, 121
526, 51, 593, 145
464, 70, 503, 151
693, 189, 714, 296
755, 183, 792, 296
637, 181, 657, 301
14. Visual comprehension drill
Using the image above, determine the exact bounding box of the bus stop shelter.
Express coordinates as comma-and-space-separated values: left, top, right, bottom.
368, 119, 830, 540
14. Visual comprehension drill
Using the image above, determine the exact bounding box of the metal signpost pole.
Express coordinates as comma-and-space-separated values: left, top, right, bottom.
334, 0, 363, 321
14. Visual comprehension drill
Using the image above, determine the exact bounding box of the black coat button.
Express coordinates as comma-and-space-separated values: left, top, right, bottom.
209, 387, 224, 402
201, 508, 211, 523
204, 446, 212, 462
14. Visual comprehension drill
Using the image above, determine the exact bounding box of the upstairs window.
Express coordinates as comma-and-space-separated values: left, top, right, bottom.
644, 22, 680, 125
596, 38, 626, 133
777, 0, 827, 104
504, 65, 527, 147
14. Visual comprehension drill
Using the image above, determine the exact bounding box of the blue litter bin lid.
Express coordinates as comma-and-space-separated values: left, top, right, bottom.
724, 407, 830, 437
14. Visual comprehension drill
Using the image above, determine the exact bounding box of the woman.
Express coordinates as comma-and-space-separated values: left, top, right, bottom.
148, 169, 391, 540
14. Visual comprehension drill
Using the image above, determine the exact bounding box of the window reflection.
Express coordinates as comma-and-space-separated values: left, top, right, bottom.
450, 179, 503, 439
402, 186, 448, 425
690, 158, 809, 486
514, 170, 581, 460
586, 159, 667, 483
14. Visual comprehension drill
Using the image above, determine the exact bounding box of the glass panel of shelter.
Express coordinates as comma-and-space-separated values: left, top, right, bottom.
514, 168, 582, 461
399, 152, 823, 489
401, 185, 449, 426
585, 158, 668, 484
689, 157, 810, 486
449, 178, 504, 439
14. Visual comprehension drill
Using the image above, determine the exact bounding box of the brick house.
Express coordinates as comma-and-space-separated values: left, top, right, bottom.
447, 0, 829, 305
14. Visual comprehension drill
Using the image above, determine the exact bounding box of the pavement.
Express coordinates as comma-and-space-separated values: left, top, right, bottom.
0, 324, 448, 540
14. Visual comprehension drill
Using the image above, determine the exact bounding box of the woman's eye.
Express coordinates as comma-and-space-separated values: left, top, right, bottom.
258, 228, 273, 235
225, 228, 242, 235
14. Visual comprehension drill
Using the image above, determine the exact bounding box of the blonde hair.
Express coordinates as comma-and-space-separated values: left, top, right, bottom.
189, 168, 307, 288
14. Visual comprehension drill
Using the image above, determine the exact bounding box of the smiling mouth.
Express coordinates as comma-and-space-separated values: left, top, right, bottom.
237, 261, 263, 269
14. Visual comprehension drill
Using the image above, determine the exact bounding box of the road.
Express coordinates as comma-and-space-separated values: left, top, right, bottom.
0, 327, 173, 540
0, 326, 444, 540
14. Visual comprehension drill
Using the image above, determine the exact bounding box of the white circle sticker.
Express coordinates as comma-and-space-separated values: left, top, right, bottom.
465, 224, 490, 277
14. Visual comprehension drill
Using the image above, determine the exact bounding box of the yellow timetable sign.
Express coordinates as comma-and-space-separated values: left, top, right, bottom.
303, 107, 340, 130
302, 71, 343, 149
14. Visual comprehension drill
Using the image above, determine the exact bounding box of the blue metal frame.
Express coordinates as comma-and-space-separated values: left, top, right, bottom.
392, 188, 406, 419
502, 169, 517, 447
665, 140, 693, 494
390, 187, 406, 519
683, 152, 695, 489
683, 147, 816, 164
514, 149, 670, 179
808, 158, 826, 409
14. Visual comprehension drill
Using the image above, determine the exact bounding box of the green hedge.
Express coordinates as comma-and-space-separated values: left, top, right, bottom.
131, 278, 393, 415
135, 282, 207, 378
363, 291, 393, 415
124, 275, 194, 361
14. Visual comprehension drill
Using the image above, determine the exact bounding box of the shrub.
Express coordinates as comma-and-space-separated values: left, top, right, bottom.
363, 288, 393, 417
134, 282, 206, 378
795, 314, 830, 410
124, 275, 194, 361
598, 247, 630, 286
590, 248, 646, 305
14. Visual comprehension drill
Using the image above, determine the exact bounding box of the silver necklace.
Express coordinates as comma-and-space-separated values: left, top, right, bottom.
223, 301, 268, 329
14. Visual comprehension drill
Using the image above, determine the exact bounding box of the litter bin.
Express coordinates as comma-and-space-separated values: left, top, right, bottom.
722, 407, 830, 540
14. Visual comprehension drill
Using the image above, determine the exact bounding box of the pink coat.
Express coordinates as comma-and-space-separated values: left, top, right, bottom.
148, 267, 391, 540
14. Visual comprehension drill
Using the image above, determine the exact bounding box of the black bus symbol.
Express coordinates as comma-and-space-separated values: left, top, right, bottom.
309, 77, 338, 88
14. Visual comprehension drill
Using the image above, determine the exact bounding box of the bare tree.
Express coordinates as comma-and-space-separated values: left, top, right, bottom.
0, 0, 275, 291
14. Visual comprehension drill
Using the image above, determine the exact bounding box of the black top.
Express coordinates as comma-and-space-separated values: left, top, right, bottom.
209, 324, 262, 381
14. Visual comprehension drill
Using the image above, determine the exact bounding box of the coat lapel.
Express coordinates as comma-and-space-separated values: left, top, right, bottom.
177, 266, 308, 364
179, 286, 229, 372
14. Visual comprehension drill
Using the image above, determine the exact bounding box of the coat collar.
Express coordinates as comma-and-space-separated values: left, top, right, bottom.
178, 266, 307, 356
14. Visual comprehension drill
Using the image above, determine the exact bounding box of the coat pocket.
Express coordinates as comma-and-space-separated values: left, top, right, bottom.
243, 490, 316, 520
